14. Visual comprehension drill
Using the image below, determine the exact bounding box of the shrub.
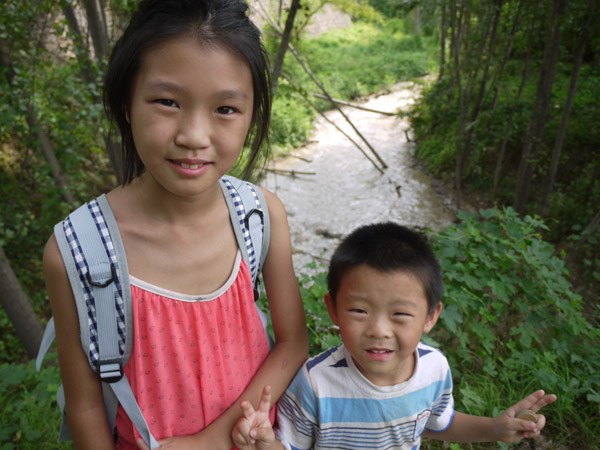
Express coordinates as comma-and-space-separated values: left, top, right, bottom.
430, 207, 600, 448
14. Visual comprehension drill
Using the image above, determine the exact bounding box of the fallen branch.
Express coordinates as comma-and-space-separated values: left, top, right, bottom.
311, 93, 397, 116
264, 168, 316, 177
255, 0, 387, 171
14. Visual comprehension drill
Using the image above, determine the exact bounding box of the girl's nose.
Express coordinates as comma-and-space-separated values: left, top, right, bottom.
175, 112, 210, 149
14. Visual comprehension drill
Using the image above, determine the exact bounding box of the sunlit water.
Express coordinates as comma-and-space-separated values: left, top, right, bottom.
261, 81, 457, 273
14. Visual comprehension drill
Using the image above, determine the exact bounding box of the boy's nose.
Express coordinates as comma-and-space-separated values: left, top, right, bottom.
175, 112, 210, 149
366, 316, 392, 339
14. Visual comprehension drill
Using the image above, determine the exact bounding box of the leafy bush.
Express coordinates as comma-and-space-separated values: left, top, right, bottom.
0, 355, 69, 449
430, 207, 600, 448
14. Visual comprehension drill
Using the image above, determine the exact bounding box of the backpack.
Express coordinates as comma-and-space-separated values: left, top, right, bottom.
36, 175, 271, 449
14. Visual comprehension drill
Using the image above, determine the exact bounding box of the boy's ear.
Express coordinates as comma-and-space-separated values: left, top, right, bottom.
324, 293, 339, 326
424, 302, 442, 333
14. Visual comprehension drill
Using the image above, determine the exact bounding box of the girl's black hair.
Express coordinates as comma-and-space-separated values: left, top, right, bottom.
104, 0, 271, 184
327, 222, 443, 316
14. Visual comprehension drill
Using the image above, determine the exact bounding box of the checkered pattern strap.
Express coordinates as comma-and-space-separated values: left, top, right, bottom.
220, 176, 267, 286
62, 198, 126, 370
50, 194, 157, 448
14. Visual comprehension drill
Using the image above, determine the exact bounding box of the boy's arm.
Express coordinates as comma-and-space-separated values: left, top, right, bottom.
423, 390, 556, 443
232, 386, 285, 450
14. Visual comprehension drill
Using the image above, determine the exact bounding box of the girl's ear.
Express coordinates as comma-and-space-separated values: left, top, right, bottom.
424, 302, 442, 333
324, 293, 339, 326
123, 104, 130, 123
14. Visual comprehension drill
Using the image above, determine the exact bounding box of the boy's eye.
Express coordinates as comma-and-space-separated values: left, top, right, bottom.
349, 308, 367, 314
216, 106, 236, 115
155, 99, 179, 108
393, 312, 411, 318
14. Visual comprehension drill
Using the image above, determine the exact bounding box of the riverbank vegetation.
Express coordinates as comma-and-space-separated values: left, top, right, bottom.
0, 0, 598, 448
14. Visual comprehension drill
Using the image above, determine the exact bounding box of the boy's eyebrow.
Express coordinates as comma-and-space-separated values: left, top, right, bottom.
145, 80, 249, 100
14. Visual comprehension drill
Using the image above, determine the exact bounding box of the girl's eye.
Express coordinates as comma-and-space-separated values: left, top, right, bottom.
349, 309, 367, 314
155, 99, 179, 108
216, 106, 236, 115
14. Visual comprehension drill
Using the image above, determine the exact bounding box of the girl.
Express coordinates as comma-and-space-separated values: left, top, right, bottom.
43, 0, 308, 448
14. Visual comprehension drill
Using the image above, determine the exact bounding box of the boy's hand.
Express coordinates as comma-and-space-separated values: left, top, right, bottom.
232, 385, 276, 450
493, 390, 557, 442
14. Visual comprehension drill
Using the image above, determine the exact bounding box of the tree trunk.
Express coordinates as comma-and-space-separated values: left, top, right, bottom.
28, 114, 77, 205
65, 0, 121, 184
487, 0, 525, 115
0, 246, 44, 360
415, 5, 421, 36
458, 0, 501, 179
272, 0, 301, 88
82, 0, 109, 60
514, 0, 566, 214
539, 36, 586, 217
452, 0, 468, 210
438, 1, 446, 83
0, 48, 76, 206
493, 0, 540, 195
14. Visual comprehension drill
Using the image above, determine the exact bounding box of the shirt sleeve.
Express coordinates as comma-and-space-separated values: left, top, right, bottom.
424, 356, 455, 432
275, 366, 317, 450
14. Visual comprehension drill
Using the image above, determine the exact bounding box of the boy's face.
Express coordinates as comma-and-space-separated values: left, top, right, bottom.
325, 264, 441, 386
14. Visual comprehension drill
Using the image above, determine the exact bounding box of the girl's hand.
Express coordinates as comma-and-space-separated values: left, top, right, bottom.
232, 385, 276, 450
493, 390, 557, 443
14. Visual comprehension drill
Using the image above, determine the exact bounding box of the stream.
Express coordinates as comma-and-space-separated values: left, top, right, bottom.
261, 81, 457, 272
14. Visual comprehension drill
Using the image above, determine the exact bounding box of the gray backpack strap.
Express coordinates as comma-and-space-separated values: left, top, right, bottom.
220, 176, 273, 349
220, 175, 270, 296
39, 195, 159, 449
36, 316, 55, 371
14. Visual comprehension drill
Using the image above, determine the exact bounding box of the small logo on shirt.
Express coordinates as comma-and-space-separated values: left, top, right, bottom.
414, 409, 431, 440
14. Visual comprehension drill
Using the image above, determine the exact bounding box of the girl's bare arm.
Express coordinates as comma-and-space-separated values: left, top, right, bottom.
44, 235, 116, 449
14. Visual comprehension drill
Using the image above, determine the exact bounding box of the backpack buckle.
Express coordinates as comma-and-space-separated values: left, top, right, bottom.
244, 208, 264, 229
86, 263, 117, 288
98, 359, 123, 383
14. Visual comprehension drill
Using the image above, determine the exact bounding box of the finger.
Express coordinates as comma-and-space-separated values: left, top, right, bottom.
533, 414, 546, 432
235, 416, 253, 439
240, 399, 258, 419
250, 424, 276, 443
531, 394, 557, 413
509, 390, 545, 414
258, 385, 272, 414
232, 428, 251, 447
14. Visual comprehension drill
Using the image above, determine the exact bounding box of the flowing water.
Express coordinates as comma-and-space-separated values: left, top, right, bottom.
261, 81, 457, 272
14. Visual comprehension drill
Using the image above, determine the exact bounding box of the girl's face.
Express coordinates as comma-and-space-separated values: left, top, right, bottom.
128, 37, 254, 198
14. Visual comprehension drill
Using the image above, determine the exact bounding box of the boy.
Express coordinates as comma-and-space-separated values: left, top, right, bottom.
232, 222, 556, 449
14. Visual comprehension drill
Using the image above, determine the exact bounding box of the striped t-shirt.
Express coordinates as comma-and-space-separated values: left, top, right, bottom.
276, 342, 454, 450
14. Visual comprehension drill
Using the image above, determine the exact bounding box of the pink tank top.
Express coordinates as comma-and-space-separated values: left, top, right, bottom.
115, 252, 273, 448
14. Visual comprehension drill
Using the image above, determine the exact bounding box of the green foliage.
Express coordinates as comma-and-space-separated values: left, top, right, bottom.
270, 81, 316, 153
297, 262, 342, 355
266, 19, 435, 155
295, 21, 431, 99
430, 207, 600, 448
0, 355, 69, 449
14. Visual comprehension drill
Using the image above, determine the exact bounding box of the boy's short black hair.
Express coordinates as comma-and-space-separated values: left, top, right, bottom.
327, 222, 443, 315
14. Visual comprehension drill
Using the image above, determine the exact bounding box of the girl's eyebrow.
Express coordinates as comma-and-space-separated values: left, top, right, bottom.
145, 80, 249, 100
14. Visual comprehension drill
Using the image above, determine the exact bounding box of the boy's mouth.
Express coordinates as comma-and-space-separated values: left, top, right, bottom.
366, 348, 393, 360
